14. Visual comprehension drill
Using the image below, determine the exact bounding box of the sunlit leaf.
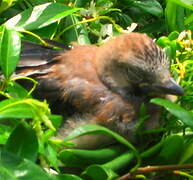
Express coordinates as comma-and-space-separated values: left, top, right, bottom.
0, 25, 21, 78
5, 3, 81, 31
151, 98, 193, 129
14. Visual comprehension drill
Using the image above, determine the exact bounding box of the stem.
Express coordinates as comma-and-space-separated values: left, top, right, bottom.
56, 16, 123, 39
103, 151, 134, 172
12, 76, 38, 96
19, 30, 49, 47
117, 164, 193, 180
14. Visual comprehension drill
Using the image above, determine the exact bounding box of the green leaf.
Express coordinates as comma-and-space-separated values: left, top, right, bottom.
55, 174, 83, 180
165, 0, 178, 31
133, 0, 163, 17
64, 124, 137, 152
62, 14, 90, 45
151, 98, 193, 129
5, 3, 81, 31
0, 149, 54, 180
5, 123, 38, 162
44, 143, 58, 170
168, 31, 179, 40
156, 36, 171, 48
165, 1, 185, 31
180, 139, 193, 164
64, 124, 140, 169
185, 12, 193, 25
49, 114, 63, 130
82, 151, 134, 180
82, 164, 118, 180
154, 135, 184, 164
0, 0, 14, 14
6, 81, 30, 98
59, 145, 126, 168
170, 0, 193, 11
0, 99, 34, 119
0, 124, 12, 145
0, 25, 21, 78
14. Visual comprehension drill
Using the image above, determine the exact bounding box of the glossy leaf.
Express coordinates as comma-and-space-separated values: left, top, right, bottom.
133, 0, 163, 17
83, 151, 134, 180
168, 31, 179, 40
165, 1, 178, 31
0, 98, 50, 121
151, 98, 193, 129
0, 25, 21, 78
0, 99, 34, 119
6, 81, 30, 98
0, 0, 14, 14
55, 174, 83, 180
63, 124, 140, 169
82, 164, 118, 180
5, 123, 38, 162
0, 149, 54, 180
49, 114, 63, 130
5, 3, 81, 31
154, 135, 184, 164
165, 0, 185, 31
44, 143, 58, 169
64, 124, 138, 154
0, 124, 12, 145
170, 0, 193, 10
180, 139, 193, 164
156, 36, 171, 48
59, 145, 126, 167
62, 14, 90, 45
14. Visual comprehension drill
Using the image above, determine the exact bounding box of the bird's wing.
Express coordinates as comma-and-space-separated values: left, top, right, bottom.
18, 40, 68, 68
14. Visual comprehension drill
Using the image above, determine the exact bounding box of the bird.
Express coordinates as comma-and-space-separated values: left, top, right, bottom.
16, 32, 184, 148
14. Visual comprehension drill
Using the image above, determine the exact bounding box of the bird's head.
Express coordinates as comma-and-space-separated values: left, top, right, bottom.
96, 33, 184, 97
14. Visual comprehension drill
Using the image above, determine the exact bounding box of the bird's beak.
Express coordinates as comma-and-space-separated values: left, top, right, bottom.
152, 78, 184, 96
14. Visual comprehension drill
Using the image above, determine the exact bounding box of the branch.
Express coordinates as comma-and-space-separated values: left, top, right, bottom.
117, 164, 193, 180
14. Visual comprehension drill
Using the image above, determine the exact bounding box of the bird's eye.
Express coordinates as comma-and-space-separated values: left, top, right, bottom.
126, 67, 142, 82
139, 82, 149, 88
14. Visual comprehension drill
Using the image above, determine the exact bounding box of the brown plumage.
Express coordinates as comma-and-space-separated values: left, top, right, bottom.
16, 33, 184, 148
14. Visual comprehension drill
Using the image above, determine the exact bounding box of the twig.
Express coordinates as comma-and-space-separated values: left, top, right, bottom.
117, 164, 193, 180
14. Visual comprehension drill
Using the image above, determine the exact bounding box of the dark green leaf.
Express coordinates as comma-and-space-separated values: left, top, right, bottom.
55, 174, 83, 180
133, 0, 163, 17
180, 139, 193, 164
82, 151, 134, 180
82, 164, 118, 180
151, 98, 193, 129
64, 124, 138, 154
154, 135, 184, 164
59, 145, 126, 167
62, 14, 90, 45
63, 124, 140, 169
5, 123, 38, 162
0, 149, 54, 180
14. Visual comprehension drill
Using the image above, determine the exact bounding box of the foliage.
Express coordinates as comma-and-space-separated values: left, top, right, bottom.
0, 0, 193, 179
